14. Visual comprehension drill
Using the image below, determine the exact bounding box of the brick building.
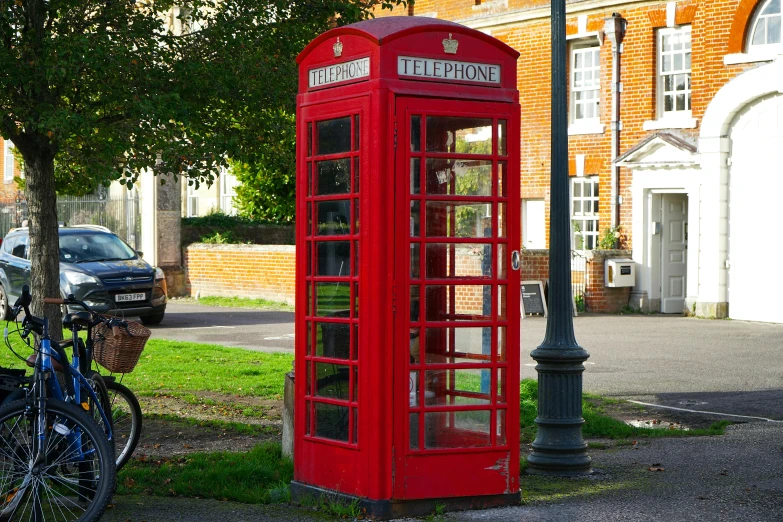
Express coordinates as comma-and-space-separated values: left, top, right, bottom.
0, 138, 22, 203
374, 0, 783, 322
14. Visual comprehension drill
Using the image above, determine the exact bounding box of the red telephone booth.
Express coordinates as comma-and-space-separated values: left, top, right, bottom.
293, 17, 521, 517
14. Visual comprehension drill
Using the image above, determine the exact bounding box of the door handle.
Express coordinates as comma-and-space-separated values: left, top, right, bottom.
511, 250, 520, 271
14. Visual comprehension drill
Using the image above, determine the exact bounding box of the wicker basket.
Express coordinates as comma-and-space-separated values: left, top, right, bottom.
91, 318, 151, 373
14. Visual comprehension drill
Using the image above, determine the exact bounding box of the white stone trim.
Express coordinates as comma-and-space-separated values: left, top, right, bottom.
568, 121, 605, 135
643, 115, 698, 130
724, 49, 783, 65
666, 2, 676, 28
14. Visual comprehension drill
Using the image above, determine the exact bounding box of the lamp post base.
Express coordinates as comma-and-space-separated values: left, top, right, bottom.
527, 347, 592, 476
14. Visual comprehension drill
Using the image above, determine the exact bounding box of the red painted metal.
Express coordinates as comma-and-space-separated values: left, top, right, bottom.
295, 17, 520, 506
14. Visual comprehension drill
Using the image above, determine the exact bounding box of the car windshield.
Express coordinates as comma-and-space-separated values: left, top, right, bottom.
59, 233, 137, 263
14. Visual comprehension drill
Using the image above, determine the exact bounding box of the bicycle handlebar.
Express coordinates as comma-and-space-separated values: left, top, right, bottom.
43, 297, 64, 305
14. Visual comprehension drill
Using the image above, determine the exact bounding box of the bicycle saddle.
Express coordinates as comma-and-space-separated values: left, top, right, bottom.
25, 353, 65, 372
63, 311, 92, 328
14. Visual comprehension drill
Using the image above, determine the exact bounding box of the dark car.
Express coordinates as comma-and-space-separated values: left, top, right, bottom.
0, 225, 167, 325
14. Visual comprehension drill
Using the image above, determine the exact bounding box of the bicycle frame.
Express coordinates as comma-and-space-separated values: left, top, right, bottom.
32, 318, 113, 445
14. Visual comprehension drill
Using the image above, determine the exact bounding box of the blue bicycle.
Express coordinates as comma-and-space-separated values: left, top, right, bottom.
0, 285, 115, 521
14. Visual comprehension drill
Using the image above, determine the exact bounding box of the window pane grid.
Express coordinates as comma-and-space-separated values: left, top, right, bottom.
659, 27, 692, 115
571, 46, 600, 122
750, 0, 782, 48
571, 177, 599, 251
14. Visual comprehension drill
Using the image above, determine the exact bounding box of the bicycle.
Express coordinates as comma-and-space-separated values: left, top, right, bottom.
42, 295, 143, 471
0, 285, 115, 521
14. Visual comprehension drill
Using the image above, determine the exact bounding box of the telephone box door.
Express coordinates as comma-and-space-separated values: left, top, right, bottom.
394, 97, 521, 499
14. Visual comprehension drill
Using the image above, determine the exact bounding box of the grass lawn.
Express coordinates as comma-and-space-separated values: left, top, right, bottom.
172, 296, 294, 312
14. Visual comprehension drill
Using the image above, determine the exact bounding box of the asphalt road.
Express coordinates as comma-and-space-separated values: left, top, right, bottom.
151, 303, 783, 421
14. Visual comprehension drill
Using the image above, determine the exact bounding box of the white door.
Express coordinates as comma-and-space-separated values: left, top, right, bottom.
522, 199, 545, 249
729, 94, 783, 323
660, 194, 688, 314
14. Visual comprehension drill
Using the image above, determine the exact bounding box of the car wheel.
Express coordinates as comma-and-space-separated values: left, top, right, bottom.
0, 285, 10, 321
139, 312, 164, 326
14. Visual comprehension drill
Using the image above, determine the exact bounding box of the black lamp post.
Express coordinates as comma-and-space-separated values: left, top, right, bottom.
526, 0, 591, 475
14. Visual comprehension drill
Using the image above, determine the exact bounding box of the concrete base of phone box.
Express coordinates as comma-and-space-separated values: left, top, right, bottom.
290, 481, 521, 519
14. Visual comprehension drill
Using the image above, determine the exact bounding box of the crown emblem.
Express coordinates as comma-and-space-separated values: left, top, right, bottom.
333, 38, 343, 58
442, 33, 458, 54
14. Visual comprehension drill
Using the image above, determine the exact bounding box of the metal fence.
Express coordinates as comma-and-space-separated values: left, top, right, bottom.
571, 249, 587, 300
0, 187, 142, 250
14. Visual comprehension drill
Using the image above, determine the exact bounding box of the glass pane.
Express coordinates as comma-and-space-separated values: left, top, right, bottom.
315, 363, 350, 400
411, 158, 421, 194
425, 285, 492, 321
498, 120, 507, 156
315, 321, 350, 358
424, 411, 491, 448
753, 23, 767, 46
425, 369, 491, 406
355, 241, 359, 276
305, 401, 311, 434
409, 413, 419, 450
411, 116, 421, 152
306, 242, 312, 276
354, 199, 360, 233
410, 201, 420, 236
497, 368, 506, 404
353, 408, 358, 445
409, 370, 419, 407
498, 202, 507, 238
498, 285, 507, 320
307, 203, 312, 236
410, 285, 420, 322
426, 159, 492, 196
497, 410, 506, 446
316, 241, 350, 276
676, 94, 686, 111
425, 201, 492, 238
424, 327, 492, 364
306, 322, 312, 356
353, 115, 360, 151
498, 161, 507, 197
306, 362, 311, 395
426, 117, 493, 154
317, 200, 351, 235
315, 283, 350, 317
317, 117, 351, 155
306, 282, 312, 315
307, 122, 313, 157
353, 367, 359, 402
354, 158, 360, 194
316, 159, 351, 195
353, 282, 359, 318
352, 324, 359, 361
497, 244, 507, 280
664, 95, 674, 112
763, 0, 780, 15
425, 243, 492, 279
307, 163, 312, 197
314, 402, 349, 442
498, 326, 507, 362
410, 243, 420, 279
410, 328, 421, 364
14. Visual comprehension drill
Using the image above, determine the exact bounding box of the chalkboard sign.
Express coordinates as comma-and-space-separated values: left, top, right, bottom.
521, 281, 547, 317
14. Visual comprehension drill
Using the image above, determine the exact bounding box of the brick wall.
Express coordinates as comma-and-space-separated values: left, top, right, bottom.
184, 244, 296, 305
520, 249, 633, 313
373, 1, 761, 251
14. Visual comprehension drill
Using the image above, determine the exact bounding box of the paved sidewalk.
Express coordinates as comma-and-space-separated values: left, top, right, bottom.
103, 419, 783, 521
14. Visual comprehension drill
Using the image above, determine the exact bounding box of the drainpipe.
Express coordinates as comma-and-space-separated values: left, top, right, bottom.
604, 13, 627, 230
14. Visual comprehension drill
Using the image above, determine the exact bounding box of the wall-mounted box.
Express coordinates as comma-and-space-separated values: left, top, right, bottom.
605, 258, 635, 287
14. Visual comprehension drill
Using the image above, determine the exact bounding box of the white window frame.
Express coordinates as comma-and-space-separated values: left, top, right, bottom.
569, 44, 601, 127
4, 140, 14, 183
571, 176, 599, 251
645, 26, 696, 130
186, 183, 199, 218
220, 171, 237, 215
749, 0, 783, 51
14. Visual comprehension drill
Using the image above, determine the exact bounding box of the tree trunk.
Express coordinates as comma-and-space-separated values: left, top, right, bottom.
21, 145, 62, 340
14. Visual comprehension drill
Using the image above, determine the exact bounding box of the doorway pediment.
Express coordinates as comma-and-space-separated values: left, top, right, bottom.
616, 133, 698, 169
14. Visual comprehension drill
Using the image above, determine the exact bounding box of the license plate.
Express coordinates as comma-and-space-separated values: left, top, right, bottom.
115, 293, 145, 302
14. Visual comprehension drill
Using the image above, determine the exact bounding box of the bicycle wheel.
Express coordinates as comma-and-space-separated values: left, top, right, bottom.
83, 371, 113, 442
0, 398, 115, 522
104, 380, 142, 471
